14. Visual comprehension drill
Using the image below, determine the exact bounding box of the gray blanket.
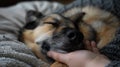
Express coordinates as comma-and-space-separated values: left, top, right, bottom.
0, 34, 41, 67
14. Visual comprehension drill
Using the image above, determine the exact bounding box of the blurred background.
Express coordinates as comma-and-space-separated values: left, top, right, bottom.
0, 0, 74, 7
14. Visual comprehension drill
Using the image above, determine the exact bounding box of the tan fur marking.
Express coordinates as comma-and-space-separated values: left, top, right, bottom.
97, 26, 117, 48
23, 30, 49, 62
33, 24, 54, 39
80, 6, 119, 48
22, 30, 34, 42
79, 23, 94, 40
43, 17, 56, 23
51, 62, 67, 67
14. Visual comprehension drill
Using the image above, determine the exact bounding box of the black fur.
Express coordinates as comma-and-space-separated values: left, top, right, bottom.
24, 10, 44, 29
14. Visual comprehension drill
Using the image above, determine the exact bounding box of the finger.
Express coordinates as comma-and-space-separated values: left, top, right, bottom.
91, 41, 96, 48
85, 40, 92, 51
47, 51, 68, 64
91, 41, 100, 54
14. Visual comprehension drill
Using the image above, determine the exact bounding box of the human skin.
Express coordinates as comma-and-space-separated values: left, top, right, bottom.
47, 41, 111, 67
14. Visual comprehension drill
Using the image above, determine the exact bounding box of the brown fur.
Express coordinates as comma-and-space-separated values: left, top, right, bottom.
21, 6, 120, 67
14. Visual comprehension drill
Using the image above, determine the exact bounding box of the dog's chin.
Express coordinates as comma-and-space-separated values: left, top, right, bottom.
40, 48, 69, 63
40, 47, 54, 63
40, 41, 85, 63
40, 39, 84, 63
41, 48, 68, 63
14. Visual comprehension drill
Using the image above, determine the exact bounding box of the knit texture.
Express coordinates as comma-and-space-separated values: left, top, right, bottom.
0, 34, 41, 67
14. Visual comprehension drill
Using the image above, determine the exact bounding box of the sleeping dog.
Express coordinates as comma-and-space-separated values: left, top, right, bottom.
20, 6, 120, 67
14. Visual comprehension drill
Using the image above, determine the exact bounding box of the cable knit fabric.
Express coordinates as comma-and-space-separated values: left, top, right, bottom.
0, 33, 51, 67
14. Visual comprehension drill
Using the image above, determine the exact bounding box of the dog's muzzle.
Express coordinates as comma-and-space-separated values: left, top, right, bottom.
36, 28, 84, 62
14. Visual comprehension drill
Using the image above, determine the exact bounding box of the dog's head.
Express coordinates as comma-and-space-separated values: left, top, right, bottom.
24, 10, 90, 63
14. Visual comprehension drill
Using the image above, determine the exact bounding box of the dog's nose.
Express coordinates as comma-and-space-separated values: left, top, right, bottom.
66, 29, 84, 41
41, 42, 50, 52
67, 30, 77, 40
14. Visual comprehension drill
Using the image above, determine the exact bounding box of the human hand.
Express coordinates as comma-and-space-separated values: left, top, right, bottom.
48, 41, 110, 67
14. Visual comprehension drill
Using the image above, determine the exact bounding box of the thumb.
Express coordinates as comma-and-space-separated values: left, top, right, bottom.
47, 51, 69, 64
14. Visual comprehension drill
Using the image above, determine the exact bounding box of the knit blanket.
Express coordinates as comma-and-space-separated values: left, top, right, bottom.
0, 34, 41, 67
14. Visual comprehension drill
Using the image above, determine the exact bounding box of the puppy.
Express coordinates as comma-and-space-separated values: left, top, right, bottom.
21, 6, 120, 67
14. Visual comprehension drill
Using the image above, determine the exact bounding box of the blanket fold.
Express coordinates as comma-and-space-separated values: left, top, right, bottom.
0, 34, 41, 67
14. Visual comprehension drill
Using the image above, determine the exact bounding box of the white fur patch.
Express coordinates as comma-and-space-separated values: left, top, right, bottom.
35, 31, 51, 43
91, 21, 105, 31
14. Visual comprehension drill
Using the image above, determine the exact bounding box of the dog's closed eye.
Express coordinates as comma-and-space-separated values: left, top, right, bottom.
44, 22, 59, 27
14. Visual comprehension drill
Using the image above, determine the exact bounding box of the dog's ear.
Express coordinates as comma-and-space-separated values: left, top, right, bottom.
25, 10, 44, 29
69, 12, 85, 23
65, 12, 85, 30
26, 10, 44, 22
